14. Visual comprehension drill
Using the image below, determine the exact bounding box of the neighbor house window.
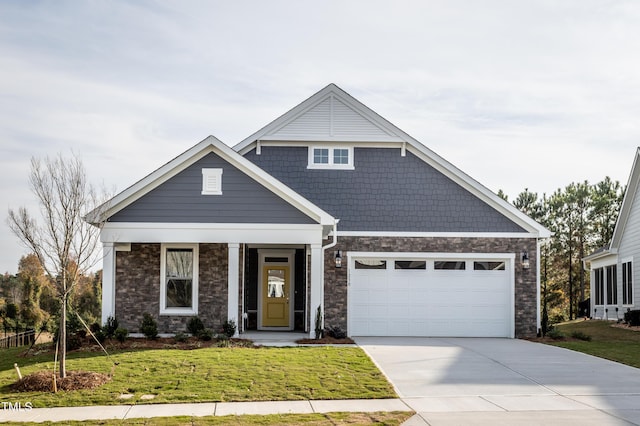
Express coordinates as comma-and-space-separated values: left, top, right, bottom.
594, 267, 604, 305
308, 146, 354, 169
606, 265, 617, 305
622, 261, 633, 305
160, 244, 199, 315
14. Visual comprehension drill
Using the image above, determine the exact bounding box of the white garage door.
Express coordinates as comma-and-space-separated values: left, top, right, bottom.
348, 256, 513, 337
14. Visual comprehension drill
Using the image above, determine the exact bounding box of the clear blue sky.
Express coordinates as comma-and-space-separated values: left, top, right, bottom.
2, 1, 639, 273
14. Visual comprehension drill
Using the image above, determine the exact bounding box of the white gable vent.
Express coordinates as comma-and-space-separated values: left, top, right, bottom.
202, 168, 223, 195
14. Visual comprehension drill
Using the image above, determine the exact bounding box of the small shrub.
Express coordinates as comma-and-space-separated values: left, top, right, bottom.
173, 332, 189, 343
325, 325, 347, 339
66, 313, 83, 335
104, 316, 119, 338
222, 319, 237, 338
187, 316, 205, 336
140, 313, 158, 339
624, 309, 640, 326
570, 330, 591, 341
90, 322, 102, 333
547, 328, 564, 340
66, 333, 84, 350
199, 328, 213, 341
115, 327, 129, 343
93, 328, 107, 344
216, 334, 230, 347
315, 306, 323, 339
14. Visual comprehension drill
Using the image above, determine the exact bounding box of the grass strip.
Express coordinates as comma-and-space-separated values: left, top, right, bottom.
1, 345, 396, 407
548, 320, 640, 368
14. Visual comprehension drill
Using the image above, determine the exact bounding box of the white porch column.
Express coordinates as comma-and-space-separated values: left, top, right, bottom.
101, 242, 115, 326
227, 243, 240, 337
309, 244, 323, 338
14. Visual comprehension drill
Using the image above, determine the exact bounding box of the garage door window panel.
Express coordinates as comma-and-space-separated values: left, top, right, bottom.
474, 261, 506, 271
434, 261, 466, 270
395, 260, 426, 270
354, 259, 387, 269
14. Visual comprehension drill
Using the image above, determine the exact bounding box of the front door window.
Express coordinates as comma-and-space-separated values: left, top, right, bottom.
262, 265, 290, 327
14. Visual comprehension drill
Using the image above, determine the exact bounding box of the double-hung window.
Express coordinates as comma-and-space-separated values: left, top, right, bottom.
622, 260, 633, 305
606, 265, 617, 305
308, 146, 354, 169
594, 267, 604, 305
160, 244, 199, 315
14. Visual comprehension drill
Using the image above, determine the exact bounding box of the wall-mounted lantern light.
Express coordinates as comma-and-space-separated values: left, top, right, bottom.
335, 250, 342, 268
521, 251, 530, 269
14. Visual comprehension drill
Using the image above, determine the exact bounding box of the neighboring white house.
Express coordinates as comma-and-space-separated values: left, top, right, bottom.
584, 148, 640, 320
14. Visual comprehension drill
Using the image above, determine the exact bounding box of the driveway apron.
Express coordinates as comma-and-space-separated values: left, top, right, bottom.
356, 337, 640, 426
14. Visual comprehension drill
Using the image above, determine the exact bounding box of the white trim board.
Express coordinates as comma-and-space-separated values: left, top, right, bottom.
347, 251, 516, 260
100, 222, 325, 245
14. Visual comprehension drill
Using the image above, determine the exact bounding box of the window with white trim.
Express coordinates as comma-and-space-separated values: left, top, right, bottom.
202, 168, 223, 195
623, 260, 633, 305
160, 244, 199, 315
606, 264, 617, 305
308, 146, 354, 169
594, 267, 604, 305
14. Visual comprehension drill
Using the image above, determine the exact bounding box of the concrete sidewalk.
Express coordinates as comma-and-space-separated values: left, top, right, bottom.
0, 399, 411, 423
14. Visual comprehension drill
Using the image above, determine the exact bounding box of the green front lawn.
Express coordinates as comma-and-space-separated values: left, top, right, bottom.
548, 320, 640, 368
0, 344, 396, 408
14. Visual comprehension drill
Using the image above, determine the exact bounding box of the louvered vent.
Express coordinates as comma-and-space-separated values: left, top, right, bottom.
201, 168, 223, 195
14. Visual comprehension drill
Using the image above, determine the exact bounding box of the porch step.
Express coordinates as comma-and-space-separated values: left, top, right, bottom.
240, 331, 307, 347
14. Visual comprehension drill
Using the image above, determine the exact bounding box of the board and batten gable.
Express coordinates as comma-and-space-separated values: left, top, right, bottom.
108, 151, 317, 224
264, 94, 398, 141
244, 146, 526, 233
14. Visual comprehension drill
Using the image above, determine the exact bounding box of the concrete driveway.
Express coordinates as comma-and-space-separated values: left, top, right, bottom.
356, 337, 640, 425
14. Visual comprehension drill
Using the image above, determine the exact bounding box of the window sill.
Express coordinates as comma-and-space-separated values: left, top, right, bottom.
160, 308, 198, 316
307, 164, 355, 170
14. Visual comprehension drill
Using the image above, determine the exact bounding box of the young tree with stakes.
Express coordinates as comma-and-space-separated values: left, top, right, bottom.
7, 153, 106, 378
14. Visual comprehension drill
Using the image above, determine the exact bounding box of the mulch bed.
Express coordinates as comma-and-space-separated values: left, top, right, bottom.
611, 323, 640, 332
296, 336, 355, 344
12, 370, 111, 392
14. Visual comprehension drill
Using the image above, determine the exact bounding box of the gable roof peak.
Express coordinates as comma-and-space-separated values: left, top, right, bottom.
234, 83, 408, 152
85, 135, 334, 227
609, 146, 640, 250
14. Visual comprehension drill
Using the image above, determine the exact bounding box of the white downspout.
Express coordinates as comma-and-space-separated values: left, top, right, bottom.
320, 219, 339, 329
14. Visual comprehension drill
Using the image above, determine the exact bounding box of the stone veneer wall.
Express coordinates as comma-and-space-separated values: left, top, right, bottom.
322, 236, 538, 338
115, 243, 229, 334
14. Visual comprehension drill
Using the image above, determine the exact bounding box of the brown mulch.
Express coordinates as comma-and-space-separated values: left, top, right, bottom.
611, 323, 640, 332
12, 370, 111, 392
296, 336, 355, 344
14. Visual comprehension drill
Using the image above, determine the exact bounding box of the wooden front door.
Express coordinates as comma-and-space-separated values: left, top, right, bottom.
261, 265, 290, 327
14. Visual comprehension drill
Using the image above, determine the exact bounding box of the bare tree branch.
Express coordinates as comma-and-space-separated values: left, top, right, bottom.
6, 152, 110, 378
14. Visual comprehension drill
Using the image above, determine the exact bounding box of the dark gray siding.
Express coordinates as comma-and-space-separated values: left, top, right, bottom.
244, 147, 525, 232
109, 152, 316, 224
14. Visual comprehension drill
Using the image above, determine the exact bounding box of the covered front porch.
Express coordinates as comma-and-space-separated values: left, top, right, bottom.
100, 223, 333, 338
